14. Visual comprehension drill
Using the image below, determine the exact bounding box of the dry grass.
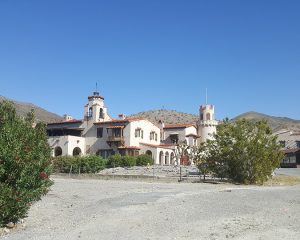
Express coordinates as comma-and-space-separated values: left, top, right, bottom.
263, 175, 300, 186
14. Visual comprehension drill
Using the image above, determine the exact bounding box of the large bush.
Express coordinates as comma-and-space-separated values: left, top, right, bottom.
195, 119, 283, 184
136, 154, 153, 166
0, 101, 53, 225
52, 155, 106, 173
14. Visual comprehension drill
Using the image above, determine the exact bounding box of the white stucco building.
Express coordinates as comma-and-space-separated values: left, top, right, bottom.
47, 91, 218, 165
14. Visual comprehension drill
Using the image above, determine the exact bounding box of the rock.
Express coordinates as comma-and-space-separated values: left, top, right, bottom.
17, 219, 25, 224
6, 222, 14, 228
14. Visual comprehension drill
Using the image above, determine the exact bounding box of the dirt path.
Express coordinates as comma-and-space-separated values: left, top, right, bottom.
3, 176, 300, 240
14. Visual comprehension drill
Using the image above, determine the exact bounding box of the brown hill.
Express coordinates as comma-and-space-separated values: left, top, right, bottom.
232, 111, 300, 131
130, 109, 300, 131
129, 109, 198, 124
0, 96, 63, 123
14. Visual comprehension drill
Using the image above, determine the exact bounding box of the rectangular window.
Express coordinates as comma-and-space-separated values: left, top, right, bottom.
296, 141, 300, 148
135, 128, 143, 138
97, 128, 103, 138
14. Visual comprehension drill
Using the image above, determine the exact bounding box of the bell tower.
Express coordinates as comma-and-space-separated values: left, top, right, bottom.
198, 104, 218, 143
84, 87, 111, 123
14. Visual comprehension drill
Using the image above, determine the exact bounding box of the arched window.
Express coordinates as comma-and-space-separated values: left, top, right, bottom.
170, 152, 175, 165
165, 152, 170, 165
146, 150, 152, 157
54, 146, 62, 157
206, 113, 211, 120
88, 107, 93, 117
73, 147, 82, 156
159, 151, 164, 165
99, 108, 104, 119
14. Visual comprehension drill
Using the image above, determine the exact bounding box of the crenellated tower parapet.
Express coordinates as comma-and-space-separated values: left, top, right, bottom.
198, 104, 218, 143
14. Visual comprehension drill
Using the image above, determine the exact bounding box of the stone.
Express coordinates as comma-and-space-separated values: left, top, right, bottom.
6, 222, 14, 228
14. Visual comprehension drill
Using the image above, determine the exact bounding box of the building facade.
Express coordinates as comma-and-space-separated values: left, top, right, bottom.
47, 91, 218, 165
275, 129, 300, 168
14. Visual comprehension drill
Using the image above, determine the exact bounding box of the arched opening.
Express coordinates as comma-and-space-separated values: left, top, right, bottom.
88, 107, 93, 117
206, 113, 211, 120
54, 146, 62, 157
146, 150, 152, 158
165, 152, 170, 165
73, 147, 82, 156
170, 152, 175, 165
159, 151, 164, 165
99, 108, 104, 119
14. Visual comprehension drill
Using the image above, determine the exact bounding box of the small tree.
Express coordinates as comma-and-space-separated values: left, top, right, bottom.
206, 118, 283, 184
191, 144, 211, 182
175, 141, 190, 166
0, 101, 53, 225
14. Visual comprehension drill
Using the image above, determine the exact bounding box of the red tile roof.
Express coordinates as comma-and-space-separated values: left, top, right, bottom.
48, 120, 83, 125
186, 133, 200, 138
118, 146, 141, 150
164, 123, 196, 129
106, 125, 125, 129
94, 118, 155, 125
140, 143, 175, 150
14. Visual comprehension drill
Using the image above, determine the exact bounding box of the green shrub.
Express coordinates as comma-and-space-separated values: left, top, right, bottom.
0, 101, 53, 226
136, 154, 153, 166
198, 119, 284, 184
121, 155, 136, 167
106, 154, 136, 168
52, 155, 106, 173
106, 154, 123, 168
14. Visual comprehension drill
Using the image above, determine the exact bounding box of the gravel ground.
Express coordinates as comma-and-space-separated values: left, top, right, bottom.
2, 174, 300, 240
97, 165, 200, 178
274, 168, 300, 177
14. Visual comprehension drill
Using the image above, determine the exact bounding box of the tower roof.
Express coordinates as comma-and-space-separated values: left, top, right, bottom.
88, 93, 104, 100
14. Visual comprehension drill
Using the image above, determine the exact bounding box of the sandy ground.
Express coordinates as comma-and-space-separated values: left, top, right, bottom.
2, 173, 300, 240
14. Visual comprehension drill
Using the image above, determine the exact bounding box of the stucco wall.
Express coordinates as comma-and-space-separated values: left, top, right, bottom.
48, 135, 85, 156
127, 120, 161, 147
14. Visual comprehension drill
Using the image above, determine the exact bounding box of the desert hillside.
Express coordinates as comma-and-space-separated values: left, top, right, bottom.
0, 96, 63, 123
129, 109, 198, 124
130, 109, 300, 131
234, 111, 300, 131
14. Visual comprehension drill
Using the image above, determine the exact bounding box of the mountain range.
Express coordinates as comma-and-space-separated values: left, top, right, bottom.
130, 110, 300, 131
1, 96, 300, 131
0, 96, 63, 123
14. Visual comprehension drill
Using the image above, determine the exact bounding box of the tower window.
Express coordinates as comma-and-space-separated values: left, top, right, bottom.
88, 107, 93, 117
206, 113, 211, 120
99, 108, 104, 119
200, 114, 203, 120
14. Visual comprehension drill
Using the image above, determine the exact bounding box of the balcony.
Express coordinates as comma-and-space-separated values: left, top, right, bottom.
107, 136, 124, 142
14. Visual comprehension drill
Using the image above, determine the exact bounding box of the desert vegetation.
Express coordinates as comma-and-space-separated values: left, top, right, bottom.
192, 119, 284, 184
52, 154, 153, 174
0, 101, 53, 226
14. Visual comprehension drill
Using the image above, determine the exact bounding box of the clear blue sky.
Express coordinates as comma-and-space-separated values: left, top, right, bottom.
0, 0, 299, 120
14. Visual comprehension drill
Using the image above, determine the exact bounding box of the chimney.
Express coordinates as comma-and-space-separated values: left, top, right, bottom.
118, 114, 126, 120
63, 114, 73, 121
